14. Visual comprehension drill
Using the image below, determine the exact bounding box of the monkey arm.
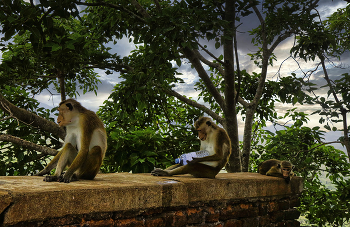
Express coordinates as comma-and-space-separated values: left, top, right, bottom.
188, 153, 222, 163
34, 149, 63, 176
266, 167, 283, 178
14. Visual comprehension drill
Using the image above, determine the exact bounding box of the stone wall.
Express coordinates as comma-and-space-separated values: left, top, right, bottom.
0, 172, 303, 227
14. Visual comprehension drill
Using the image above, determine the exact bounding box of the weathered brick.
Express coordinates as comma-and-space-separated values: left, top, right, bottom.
242, 217, 259, 227
290, 198, 301, 208
171, 210, 187, 226
220, 204, 259, 220
186, 207, 204, 224
225, 219, 243, 227
278, 200, 290, 210
115, 218, 144, 227
259, 215, 271, 226
267, 201, 279, 213
144, 217, 165, 227
284, 209, 301, 220
44, 215, 81, 226
270, 211, 285, 223
285, 220, 301, 227
259, 202, 268, 216
205, 207, 220, 223
83, 219, 115, 227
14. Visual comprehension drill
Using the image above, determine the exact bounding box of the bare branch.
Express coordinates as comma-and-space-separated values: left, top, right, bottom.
162, 87, 224, 126
181, 46, 226, 110
192, 49, 225, 77
196, 41, 225, 65
0, 133, 58, 156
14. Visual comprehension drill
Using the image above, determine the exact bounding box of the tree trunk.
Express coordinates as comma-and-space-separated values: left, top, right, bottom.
223, 0, 242, 172
241, 107, 254, 172
225, 112, 242, 172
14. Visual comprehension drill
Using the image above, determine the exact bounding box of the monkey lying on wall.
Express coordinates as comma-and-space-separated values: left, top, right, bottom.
35, 99, 107, 183
151, 117, 231, 178
258, 159, 295, 183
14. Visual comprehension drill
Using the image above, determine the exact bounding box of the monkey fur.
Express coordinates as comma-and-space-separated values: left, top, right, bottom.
35, 99, 107, 183
151, 117, 231, 178
258, 159, 295, 183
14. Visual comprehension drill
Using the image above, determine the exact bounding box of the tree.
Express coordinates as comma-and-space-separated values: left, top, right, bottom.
291, 3, 350, 158
79, 0, 323, 172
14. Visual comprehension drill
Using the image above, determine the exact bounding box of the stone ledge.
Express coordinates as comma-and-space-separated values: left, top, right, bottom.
0, 172, 303, 226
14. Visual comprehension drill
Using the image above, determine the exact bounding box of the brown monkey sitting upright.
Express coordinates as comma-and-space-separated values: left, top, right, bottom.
151, 117, 231, 178
258, 159, 295, 183
36, 99, 107, 183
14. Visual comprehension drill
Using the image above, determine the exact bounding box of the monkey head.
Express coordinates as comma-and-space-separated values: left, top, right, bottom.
194, 117, 215, 141
57, 99, 81, 127
280, 160, 295, 181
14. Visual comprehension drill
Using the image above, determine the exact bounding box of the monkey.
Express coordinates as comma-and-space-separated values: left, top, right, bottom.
151, 116, 231, 178
258, 159, 295, 183
35, 99, 107, 183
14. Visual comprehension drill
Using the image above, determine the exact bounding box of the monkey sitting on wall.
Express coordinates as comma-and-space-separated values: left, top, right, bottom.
151, 116, 231, 178
35, 99, 107, 183
258, 159, 295, 183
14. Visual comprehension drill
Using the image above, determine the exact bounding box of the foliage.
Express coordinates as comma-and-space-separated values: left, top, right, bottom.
0, 85, 61, 176
0, 1, 107, 98
251, 110, 350, 226
98, 82, 202, 173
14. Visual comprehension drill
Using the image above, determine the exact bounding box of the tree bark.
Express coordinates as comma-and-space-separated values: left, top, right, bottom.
223, 0, 242, 172
0, 93, 65, 140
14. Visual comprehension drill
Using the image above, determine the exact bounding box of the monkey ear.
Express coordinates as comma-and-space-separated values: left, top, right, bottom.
292, 165, 295, 170
206, 121, 211, 126
66, 103, 74, 111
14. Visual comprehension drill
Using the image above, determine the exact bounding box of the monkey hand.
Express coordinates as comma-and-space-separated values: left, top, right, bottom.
187, 157, 200, 164
151, 168, 170, 176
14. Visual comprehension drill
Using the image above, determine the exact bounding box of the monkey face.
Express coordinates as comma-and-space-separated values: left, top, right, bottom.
57, 103, 77, 127
281, 167, 291, 178
197, 130, 207, 141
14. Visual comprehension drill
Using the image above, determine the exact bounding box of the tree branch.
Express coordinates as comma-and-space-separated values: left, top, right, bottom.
192, 48, 225, 77
162, 87, 224, 126
181, 46, 226, 111
0, 133, 58, 156
196, 41, 225, 65
0, 93, 65, 140
130, 0, 151, 18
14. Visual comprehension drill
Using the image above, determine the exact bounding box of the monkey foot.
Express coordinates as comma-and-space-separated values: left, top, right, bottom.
151, 168, 169, 176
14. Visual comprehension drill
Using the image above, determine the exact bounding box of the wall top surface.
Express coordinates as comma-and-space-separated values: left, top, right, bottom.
0, 172, 303, 225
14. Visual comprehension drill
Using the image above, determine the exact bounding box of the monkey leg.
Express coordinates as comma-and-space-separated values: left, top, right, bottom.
151, 163, 218, 179
43, 143, 77, 182
75, 146, 103, 181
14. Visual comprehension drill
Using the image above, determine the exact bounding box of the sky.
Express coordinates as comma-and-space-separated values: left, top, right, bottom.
4, 0, 350, 152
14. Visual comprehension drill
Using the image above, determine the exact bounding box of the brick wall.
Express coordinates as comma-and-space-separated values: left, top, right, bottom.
10, 195, 301, 227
